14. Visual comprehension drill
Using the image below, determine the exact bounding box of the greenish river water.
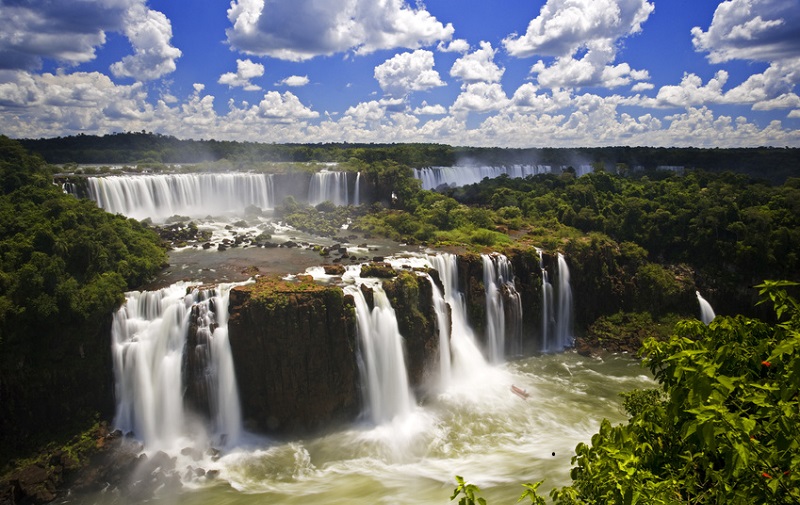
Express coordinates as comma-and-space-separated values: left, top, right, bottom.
71, 353, 652, 505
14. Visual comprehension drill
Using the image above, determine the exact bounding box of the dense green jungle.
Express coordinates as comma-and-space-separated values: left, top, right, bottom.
2, 133, 800, 503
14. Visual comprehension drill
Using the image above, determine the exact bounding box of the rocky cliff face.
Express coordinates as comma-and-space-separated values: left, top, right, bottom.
227, 276, 360, 435
382, 270, 440, 395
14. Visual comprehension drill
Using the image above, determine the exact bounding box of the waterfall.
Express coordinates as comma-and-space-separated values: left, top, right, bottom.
354, 172, 361, 206
555, 253, 574, 350
482, 255, 506, 363
346, 284, 415, 424
426, 254, 488, 382
413, 165, 554, 190
111, 282, 243, 449
696, 291, 716, 325
308, 170, 350, 206
425, 273, 452, 390
481, 254, 523, 361
85, 173, 275, 221
536, 248, 555, 352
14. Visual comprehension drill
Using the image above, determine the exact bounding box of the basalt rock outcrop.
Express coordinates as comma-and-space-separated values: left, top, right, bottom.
227, 276, 359, 435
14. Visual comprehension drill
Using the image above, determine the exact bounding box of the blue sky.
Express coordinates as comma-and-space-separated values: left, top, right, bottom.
0, 0, 798, 147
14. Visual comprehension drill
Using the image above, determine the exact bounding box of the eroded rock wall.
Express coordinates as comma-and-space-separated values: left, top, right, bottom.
227, 277, 359, 435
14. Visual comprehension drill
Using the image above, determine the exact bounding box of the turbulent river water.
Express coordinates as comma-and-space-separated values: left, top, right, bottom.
62, 171, 655, 504
68, 354, 652, 505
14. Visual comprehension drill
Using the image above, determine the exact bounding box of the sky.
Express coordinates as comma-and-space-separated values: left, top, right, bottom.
0, 0, 799, 148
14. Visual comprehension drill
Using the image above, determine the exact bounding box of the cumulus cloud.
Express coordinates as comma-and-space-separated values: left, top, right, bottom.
653, 71, 729, 108
109, 3, 182, 81
691, 0, 800, 64
449, 41, 504, 84
374, 50, 445, 97
277, 75, 310, 87
0, 1, 126, 70
450, 82, 510, 115
437, 39, 470, 53
413, 101, 447, 115
255, 91, 318, 121
689, 0, 800, 110
226, 0, 454, 61
2, 68, 797, 147
503, 0, 653, 89
219, 59, 265, 91
0, 0, 179, 81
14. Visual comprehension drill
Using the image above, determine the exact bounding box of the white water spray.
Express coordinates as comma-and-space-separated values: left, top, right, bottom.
426, 254, 489, 383
481, 254, 523, 361
696, 291, 716, 325
111, 282, 243, 449
87, 173, 275, 221
536, 248, 555, 352
308, 170, 350, 206
346, 284, 415, 424
555, 253, 574, 350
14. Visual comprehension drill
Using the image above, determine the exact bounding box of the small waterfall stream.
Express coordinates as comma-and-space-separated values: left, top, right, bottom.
555, 253, 574, 350
696, 291, 716, 325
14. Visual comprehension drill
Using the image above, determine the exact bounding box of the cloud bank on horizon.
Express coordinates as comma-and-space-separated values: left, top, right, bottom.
0, 0, 798, 148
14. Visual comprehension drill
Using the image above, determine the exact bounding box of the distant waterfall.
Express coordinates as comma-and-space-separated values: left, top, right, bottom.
696, 291, 716, 325
111, 282, 243, 449
413, 165, 554, 190
482, 254, 523, 362
86, 173, 275, 221
555, 253, 574, 350
426, 254, 488, 382
346, 284, 415, 424
308, 170, 350, 206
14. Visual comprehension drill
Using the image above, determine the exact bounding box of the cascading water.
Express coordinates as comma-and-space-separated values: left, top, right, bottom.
536, 248, 555, 352
354, 172, 361, 206
86, 173, 276, 221
425, 253, 489, 383
555, 253, 574, 350
482, 254, 523, 361
111, 282, 243, 449
413, 165, 554, 190
696, 291, 716, 325
308, 170, 350, 206
345, 283, 415, 424
425, 273, 452, 390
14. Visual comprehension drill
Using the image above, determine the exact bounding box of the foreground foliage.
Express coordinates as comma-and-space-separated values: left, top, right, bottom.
454, 281, 800, 504
0, 137, 167, 461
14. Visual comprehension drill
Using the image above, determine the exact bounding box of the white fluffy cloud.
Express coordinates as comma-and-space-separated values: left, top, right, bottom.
374, 50, 445, 97
503, 0, 653, 89
414, 101, 447, 115
109, 3, 182, 81
255, 91, 318, 121
2, 68, 797, 148
437, 39, 470, 53
219, 59, 265, 91
451, 83, 510, 115
0, 0, 179, 81
449, 41, 504, 84
691, 0, 800, 64
277, 75, 310, 87
226, 0, 454, 61
689, 1, 800, 111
